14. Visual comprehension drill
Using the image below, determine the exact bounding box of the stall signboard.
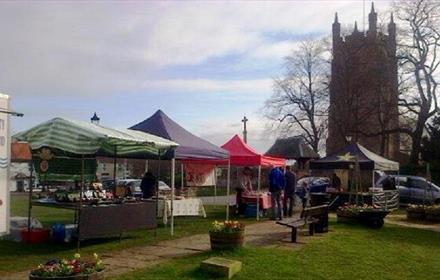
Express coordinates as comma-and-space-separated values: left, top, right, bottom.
185, 163, 215, 187
0, 93, 10, 236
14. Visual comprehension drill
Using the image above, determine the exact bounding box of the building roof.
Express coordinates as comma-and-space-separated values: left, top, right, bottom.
265, 137, 319, 160
11, 142, 32, 162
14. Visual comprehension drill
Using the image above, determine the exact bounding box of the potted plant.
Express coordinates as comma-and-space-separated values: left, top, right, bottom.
425, 205, 440, 222
406, 204, 426, 220
209, 220, 245, 250
29, 253, 104, 280
337, 204, 390, 228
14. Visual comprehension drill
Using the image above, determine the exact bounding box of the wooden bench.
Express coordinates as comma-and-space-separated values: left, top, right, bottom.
277, 204, 329, 243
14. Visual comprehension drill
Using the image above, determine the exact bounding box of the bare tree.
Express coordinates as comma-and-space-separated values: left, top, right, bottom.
265, 39, 330, 153
395, 0, 440, 164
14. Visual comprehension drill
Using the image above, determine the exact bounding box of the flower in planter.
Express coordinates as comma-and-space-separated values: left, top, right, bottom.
337, 204, 377, 217
425, 205, 440, 215
30, 253, 103, 278
407, 204, 426, 213
209, 220, 244, 234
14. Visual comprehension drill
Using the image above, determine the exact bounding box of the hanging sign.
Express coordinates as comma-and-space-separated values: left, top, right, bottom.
185, 163, 215, 187
0, 94, 10, 236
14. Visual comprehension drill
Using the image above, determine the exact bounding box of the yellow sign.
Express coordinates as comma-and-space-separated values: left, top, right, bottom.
337, 152, 355, 161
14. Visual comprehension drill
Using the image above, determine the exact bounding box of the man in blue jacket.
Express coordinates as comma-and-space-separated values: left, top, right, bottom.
269, 166, 285, 220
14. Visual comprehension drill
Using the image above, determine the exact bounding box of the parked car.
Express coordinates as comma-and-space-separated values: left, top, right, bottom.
117, 179, 172, 197
376, 175, 440, 205
296, 177, 331, 193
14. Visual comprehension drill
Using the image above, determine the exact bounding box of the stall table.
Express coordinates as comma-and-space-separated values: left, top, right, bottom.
241, 192, 272, 210
32, 199, 157, 240
156, 198, 206, 224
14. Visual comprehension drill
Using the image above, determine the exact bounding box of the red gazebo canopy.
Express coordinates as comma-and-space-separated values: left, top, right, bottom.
221, 135, 285, 167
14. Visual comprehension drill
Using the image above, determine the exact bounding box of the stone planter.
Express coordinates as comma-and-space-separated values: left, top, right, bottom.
406, 210, 425, 220
209, 230, 245, 250
425, 214, 440, 223
337, 210, 389, 229
29, 271, 104, 280
336, 214, 357, 224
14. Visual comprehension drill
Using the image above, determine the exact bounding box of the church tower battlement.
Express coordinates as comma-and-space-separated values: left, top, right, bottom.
327, 2, 400, 160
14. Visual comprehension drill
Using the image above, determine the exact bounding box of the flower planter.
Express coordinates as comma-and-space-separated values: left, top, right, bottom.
209, 230, 245, 250
337, 210, 389, 229
336, 214, 357, 224
425, 214, 440, 222
29, 254, 103, 280
29, 271, 104, 280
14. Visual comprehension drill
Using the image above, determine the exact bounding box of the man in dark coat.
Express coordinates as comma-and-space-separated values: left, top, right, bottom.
283, 166, 297, 217
269, 166, 285, 220
140, 172, 157, 199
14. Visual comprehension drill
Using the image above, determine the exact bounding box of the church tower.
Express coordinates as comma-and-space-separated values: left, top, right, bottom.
327, 2, 400, 160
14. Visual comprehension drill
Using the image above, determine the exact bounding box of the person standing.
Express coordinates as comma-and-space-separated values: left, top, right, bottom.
269, 166, 285, 220
236, 167, 253, 215
297, 180, 310, 209
331, 173, 342, 192
140, 172, 157, 199
283, 166, 297, 217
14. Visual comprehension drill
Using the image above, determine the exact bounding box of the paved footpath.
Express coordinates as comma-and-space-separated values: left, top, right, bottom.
385, 214, 440, 232
2, 219, 310, 280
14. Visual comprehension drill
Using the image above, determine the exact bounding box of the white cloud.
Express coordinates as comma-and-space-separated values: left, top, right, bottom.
194, 113, 279, 153
140, 79, 272, 94
0, 1, 393, 98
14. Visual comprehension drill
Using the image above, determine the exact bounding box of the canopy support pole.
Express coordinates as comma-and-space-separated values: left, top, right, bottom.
226, 159, 231, 220
181, 162, 184, 189
171, 158, 175, 236
214, 167, 217, 204
155, 150, 161, 238
27, 161, 33, 234
76, 154, 85, 252
257, 165, 261, 221
113, 146, 117, 192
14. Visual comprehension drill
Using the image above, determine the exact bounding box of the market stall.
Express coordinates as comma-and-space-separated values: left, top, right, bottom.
221, 135, 285, 219
309, 142, 399, 227
14, 117, 178, 247
130, 110, 229, 228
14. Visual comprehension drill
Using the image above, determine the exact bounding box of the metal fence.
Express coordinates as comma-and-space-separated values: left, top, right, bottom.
372, 190, 399, 210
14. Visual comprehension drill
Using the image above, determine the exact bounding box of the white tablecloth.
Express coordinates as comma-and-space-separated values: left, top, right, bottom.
157, 198, 206, 224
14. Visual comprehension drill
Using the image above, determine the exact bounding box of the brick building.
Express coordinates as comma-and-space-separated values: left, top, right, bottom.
327, 3, 400, 161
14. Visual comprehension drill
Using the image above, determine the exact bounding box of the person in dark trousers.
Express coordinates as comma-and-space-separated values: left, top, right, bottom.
283, 166, 297, 217
331, 173, 342, 192
269, 166, 285, 220
140, 172, 157, 199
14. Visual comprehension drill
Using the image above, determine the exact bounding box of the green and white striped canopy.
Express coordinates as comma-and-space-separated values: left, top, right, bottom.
14, 117, 178, 156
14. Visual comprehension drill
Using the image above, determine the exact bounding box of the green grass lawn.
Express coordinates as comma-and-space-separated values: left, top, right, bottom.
0, 194, 241, 274
114, 222, 440, 280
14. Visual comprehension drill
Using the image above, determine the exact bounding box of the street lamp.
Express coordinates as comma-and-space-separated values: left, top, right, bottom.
0, 109, 23, 117
90, 112, 100, 125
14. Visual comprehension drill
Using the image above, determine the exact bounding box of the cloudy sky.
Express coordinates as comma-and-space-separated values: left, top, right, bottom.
1, 0, 392, 152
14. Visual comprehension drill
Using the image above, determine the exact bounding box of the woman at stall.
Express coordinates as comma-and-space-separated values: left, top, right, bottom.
235, 167, 253, 215
140, 172, 157, 199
